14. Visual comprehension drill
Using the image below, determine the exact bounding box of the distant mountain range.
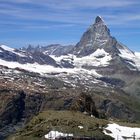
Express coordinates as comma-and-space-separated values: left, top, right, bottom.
0, 16, 140, 140
1, 16, 140, 71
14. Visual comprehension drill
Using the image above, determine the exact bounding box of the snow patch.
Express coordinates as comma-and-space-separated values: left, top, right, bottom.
78, 126, 84, 129
104, 123, 140, 140
92, 48, 108, 57
45, 131, 73, 139
74, 49, 112, 67
119, 48, 140, 70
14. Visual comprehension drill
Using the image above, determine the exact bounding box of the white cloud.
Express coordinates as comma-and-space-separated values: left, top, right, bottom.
0, 0, 140, 29
3, 0, 138, 8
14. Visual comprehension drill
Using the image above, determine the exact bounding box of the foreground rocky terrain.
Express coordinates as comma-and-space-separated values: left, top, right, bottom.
0, 16, 140, 139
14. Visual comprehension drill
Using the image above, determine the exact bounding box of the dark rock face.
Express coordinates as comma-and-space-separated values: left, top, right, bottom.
99, 99, 134, 121
0, 89, 45, 139
97, 77, 125, 88
60, 58, 74, 68
95, 16, 104, 23
0, 90, 26, 139
30, 51, 58, 66
0, 90, 26, 128
0, 49, 33, 64
70, 93, 99, 117
0, 90, 43, 127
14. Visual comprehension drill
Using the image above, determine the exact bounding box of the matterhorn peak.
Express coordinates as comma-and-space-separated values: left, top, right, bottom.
95, 16, 104, 24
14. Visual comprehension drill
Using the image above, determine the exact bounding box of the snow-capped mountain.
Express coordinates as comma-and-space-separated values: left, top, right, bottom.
50, 16, 140, 73
0, 16, 140, 82
0, 16, 140, 77
0, 44, 58, 66
70, 16, 139, 71
14, 16, 140, 73
1, 16, 140, 140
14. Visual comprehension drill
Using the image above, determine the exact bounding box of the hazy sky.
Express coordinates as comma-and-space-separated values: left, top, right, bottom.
0, 0, 140, 51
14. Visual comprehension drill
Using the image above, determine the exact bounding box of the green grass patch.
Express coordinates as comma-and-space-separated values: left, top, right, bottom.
8, 110, 113, 140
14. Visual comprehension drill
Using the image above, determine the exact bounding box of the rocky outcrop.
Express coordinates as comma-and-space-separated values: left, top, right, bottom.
0, 90, 25, 128
70, 93, 99, 117
0, 89, 45, 139
99, 99, 134, 121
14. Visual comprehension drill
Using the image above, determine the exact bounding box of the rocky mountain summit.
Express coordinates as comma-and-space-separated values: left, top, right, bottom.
71, 16, 139, 72
0, 16, 140, 139
73, 16, 112, 56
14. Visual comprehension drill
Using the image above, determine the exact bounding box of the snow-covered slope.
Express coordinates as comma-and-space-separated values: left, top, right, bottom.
104, 123, 140, 140
119, 47, 140, 70
0, 57, 101, 77
45, 123, 140, 140
51, 48, 112, 68
1, 45, 15, 52
0, 45, 26, 57
134, 52, 140, 70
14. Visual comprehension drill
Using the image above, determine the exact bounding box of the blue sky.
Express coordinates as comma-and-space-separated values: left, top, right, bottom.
0, 0, 140, 51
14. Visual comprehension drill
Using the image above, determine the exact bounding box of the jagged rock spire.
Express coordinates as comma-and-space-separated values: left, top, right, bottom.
95, 16, 104, 24
72, 16, 117, 56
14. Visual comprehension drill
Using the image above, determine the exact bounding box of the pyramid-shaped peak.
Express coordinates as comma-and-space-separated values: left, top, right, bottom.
95, 16, 104, 24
